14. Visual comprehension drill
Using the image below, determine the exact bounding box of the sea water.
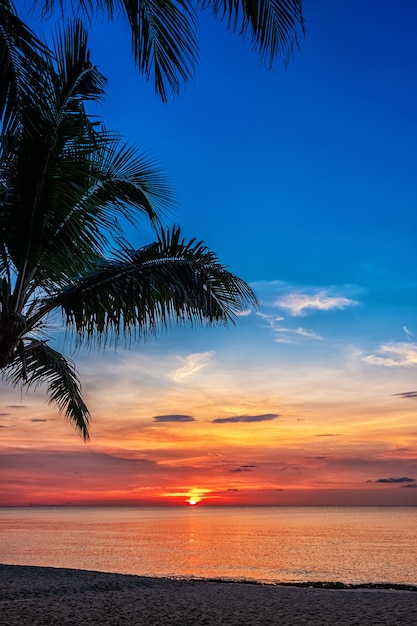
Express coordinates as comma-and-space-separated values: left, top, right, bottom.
0, 506, 415, 585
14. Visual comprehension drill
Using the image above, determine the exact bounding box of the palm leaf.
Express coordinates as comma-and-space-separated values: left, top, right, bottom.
201, 0, 305, 67
1, 19, 109, 300
26, 133, 171, 290
3, 340, 91, 440
38, 225, 258, 347
2, 20, 172, 300
0, 0, 49, 134
123, 0, 199, 103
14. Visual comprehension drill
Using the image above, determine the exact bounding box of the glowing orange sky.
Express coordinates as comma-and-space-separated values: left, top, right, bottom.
1, 327, 416, 507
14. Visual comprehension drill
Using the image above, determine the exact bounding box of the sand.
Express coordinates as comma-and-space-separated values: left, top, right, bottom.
1, 564, 416, 625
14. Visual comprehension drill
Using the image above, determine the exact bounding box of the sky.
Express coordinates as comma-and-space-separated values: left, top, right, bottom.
1, 0, 416, 507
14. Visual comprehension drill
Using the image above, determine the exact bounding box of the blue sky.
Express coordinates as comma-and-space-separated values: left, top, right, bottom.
1, 0, 416, 506
87, 1, 416, 286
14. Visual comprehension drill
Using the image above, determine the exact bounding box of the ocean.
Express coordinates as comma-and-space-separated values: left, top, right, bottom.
0, 506, 415, 586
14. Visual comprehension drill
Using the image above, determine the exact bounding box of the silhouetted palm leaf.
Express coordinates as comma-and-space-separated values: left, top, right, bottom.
36, 225, 258, 348
201, 0, 305, 67
5, 340, 91, 440
0, 0, 49, 134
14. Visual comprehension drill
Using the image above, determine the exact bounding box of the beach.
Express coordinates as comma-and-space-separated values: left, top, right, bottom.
1, 565, 416, 626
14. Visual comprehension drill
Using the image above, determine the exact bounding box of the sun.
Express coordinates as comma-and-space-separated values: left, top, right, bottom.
183, 488, 212, 506
186, 492, 202, 505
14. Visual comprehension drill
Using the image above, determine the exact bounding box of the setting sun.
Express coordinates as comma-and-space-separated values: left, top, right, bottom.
185, 489, 207, 505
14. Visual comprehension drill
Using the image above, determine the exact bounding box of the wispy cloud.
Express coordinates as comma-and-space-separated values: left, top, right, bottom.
275, 290, 358, 316
363, 342, 417, 367
153, 415, 195, 423
274, 326, 323, 341
403, 326, 415, 338
295, 327, 323, 339
256, 310, 322, 343
212, 413, 278, 424
169, 351, 214, 382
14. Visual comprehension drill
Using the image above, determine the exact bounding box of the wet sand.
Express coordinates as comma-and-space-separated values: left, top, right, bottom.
1, 564, 416, 625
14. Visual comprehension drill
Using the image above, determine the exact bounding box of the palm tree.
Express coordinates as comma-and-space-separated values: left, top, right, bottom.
0, 17, 258, 440
35, 0, 305, 102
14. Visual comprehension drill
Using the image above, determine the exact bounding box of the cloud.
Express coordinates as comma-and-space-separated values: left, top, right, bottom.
255, 306, 322, 342
362, 342, 417, 367
274, 290, 358, 316
229, 465, 256, 473
274, 326, 323, 341
367, 477, 416, 484
153, 414, 195, 423
31, 419, 48, 423
212, 413, 278, 424
401, 483, 417, 488
393, 391, 417, 399
294, 327, 323, 339
403, 326, 415, 338
169, 351, 214, 382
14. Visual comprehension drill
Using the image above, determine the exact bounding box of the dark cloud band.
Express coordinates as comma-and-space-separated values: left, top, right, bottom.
212, 413, 278, 424
393, 391, 417, 399
153, 414, 195, 423
367, 476, 416, 484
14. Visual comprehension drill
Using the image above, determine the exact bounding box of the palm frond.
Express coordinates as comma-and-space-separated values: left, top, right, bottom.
200, 0, 305, 67
52, 19, 107, 126
0, 0, 49, 134
2, 19, 173, 298
123, 0, 199, 102
43, 225, 258, 347
3, 339, 91, 440
1, 20, 107, 288
24, 133, 172, 290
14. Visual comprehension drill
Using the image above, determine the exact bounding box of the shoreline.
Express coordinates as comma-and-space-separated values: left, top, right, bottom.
2, 563, 416, 592
2, 564, 417, 625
